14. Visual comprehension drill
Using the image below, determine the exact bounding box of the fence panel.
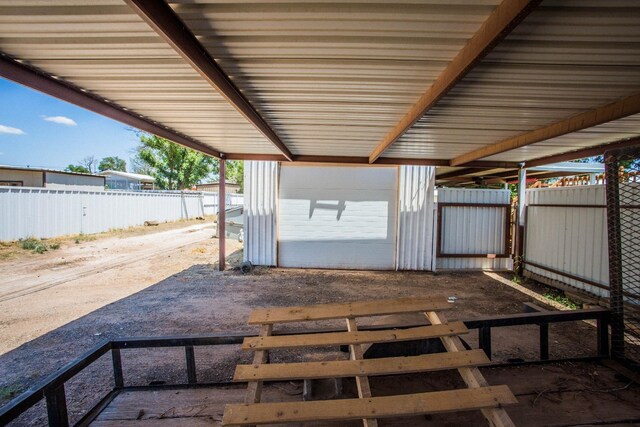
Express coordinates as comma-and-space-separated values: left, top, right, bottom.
436, 188, 512, 270
524, 186, 609, 298
0, 188, 243, 241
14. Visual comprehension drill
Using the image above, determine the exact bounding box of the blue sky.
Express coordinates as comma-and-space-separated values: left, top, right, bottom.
0, 78, 140, 170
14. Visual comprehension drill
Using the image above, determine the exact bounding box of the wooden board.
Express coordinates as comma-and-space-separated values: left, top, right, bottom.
247, 297, 452, 325
425, 311, 516, 427
234, 349, 490, 382
346, 317, 377, 427
222, 385, 517, 426
242, 322, 468, 350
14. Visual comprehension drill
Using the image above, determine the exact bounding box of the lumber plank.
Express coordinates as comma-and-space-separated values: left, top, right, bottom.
241, 322, 468, 351
221, 385, 517, 426
247, 297, 451, 325
346, 317, 378, 427
244, 324, 272, 405
425, 311, 516, 427
233, 349, 490, 382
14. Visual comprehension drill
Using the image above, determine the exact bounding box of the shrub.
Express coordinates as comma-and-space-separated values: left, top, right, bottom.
20, 237, 40, 251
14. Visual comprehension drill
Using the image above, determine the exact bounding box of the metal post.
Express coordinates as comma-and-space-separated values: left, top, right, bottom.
479, 327, 492, 360
597, 316, 610, 357
45, 385, 69, 427
112, 348, 124, 388
218, 158, 226, 271
539, 324, 549, 360
185, 346, 197, 384
516, 167, 527, 275
605, 151, 624, 359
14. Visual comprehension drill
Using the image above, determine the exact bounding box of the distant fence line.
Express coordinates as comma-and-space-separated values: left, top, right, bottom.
0, 187, 243, 241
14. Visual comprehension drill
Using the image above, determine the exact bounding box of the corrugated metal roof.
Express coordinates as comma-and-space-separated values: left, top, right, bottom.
0, 0, 638, 162
387, 1, 640, 161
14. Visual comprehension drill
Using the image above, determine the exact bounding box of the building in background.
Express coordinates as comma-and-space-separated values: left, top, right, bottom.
100, 170, 155, 190
0, 165, 105, 190
196, 181, 241, 193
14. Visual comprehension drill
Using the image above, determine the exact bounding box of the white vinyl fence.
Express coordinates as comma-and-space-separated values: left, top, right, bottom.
524, 186, 609, 298
0, 187, 243, 241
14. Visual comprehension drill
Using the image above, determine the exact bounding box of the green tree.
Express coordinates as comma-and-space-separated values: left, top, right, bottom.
65, 164, 90, 174
212, 160, 244, 192
133, 133, 215, 190
98, 156, 127, 172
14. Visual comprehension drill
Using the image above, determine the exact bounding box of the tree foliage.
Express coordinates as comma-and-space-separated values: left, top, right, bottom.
212, 159, 244, 192
98, 156, 127, 172
133, 134, 215, 190
65, 164, 90, 174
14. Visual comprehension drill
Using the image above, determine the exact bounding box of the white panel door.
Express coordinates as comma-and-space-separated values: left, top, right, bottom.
278, 165, 398, 269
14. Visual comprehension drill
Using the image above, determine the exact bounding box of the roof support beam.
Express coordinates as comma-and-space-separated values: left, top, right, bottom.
525, 137, 640, 168
224, 153, 518, 168
124, 0, 294, 161
0, 54, 221, 158
451, 92, 640, 166
368, 0, 541, 163
436, 168, 494, 181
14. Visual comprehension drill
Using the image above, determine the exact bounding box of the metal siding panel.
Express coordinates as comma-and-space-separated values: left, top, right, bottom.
524, 186, 608, 298
0, 188, 238, 241
397, 165, 436, 271
437, 188, 512, 270
278, 165, 397, 269
243, 161, 278, 266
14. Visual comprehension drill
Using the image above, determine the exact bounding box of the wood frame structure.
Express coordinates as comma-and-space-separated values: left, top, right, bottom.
124, 0, 294, 161
224, 298, 517, 426
368, 0, 542, 163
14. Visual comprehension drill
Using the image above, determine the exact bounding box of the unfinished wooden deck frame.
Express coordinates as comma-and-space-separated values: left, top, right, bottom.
224, 297, 517, 426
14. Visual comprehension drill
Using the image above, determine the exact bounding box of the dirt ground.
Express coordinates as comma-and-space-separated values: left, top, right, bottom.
0, 222, 622, 425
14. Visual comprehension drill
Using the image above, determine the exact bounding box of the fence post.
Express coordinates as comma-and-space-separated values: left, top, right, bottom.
45, 385, 69, 427
112, 348, 124, 388
185, 346, 197, 384
604, 151, 624, 360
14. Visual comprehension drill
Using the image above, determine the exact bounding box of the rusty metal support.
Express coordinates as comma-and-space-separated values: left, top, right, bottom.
218, 159, 226, 271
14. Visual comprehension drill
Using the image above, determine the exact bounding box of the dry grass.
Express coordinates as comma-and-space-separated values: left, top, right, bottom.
0, 215, 216, 261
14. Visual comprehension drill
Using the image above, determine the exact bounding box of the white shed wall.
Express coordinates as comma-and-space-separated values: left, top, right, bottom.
45, 171, 105, 190
396, 165, 436, 271
437, 188, 512, 270
524, 186, 609, 298
243, 161, 278, 266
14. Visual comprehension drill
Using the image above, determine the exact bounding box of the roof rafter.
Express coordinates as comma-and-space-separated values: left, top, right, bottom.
368, 0, 542, 163
0, 54, 221, 158
525, 136, 640, 168
451, 92, 640, 166
124, 0, 294, 161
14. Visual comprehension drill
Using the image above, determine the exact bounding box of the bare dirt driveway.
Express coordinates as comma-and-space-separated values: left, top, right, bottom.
0, 221, 241, 356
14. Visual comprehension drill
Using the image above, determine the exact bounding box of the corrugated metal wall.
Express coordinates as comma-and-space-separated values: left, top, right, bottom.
396, 165, 436, 271
524, 186, 609, 298
0, 188, 242, 241
437, 188, 512, 270
243, 161, 278, 266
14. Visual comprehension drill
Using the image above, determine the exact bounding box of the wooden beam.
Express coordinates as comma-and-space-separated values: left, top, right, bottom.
426, 311, 516, 427
233, 349, 490, 382
248, 297, 451, 325
124, 0, 294, 161
525, 136, 640, 168
451, 92, 640, 166
218, 159, 226, 271
224, 153, 518, 168
0, 54, 221, 158
346, 318, 378, 427
242, 323, 468, 351
368, 0, 541, 163
222, 386, 517, 426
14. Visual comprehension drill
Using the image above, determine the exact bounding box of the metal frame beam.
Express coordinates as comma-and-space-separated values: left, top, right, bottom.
124, 0, 294, 161
0, 54, 221, 158
525, 137, 640, 168
368, 0, 541, 163
451, 93, 640, 166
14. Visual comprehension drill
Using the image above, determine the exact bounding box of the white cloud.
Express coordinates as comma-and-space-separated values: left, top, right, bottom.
0, 124, 25, 135
43, 115, 77, 126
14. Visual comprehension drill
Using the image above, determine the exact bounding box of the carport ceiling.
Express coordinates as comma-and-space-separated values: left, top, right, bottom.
0, 0, 639, 167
